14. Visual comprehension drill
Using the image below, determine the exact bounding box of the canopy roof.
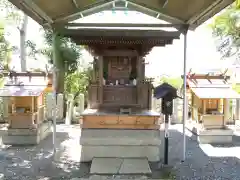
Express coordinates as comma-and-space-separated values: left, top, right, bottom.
8, 0, 234, 30
191, 87, 240, 99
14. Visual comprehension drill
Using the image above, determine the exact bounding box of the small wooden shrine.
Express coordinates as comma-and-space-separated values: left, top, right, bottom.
62, 27, 181, 129
187, 71, 240, 128
0, 71, 53, 145
186, 70, 240, 143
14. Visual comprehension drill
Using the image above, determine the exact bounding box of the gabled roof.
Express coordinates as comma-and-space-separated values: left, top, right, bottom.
8, 0, 234, 30
61, 27, 181, 46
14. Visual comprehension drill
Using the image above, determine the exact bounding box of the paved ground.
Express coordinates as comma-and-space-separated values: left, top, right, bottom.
0, 124, 240, 179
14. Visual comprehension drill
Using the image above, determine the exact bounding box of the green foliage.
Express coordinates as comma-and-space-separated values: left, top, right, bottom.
233, 84, 240, 93
159, 76, 183, 89
64, 67, 92, 98
0, 20, 11, 69
209, 1, 240, 58
26, 29, 82, 74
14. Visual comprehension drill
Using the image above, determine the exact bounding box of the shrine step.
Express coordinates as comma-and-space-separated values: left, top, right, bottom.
90, 157, 151, 175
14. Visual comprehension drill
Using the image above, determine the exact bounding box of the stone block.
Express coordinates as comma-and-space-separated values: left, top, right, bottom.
193, 127, 233, 144
80, 145, 160, 162
80, 129, 161, 146
119, 158, 151, 174
1, 122, 52, 145
90, 158, 123, 174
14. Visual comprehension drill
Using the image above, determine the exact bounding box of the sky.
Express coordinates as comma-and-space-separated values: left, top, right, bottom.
2, 10, 235, 77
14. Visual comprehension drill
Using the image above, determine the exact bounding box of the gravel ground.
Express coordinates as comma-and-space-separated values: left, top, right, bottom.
0, 124, 240, 180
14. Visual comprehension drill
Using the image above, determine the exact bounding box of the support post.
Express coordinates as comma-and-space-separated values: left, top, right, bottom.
52, 31, 59, 154
98, 56, 103, 104
181, 24, 189, 162
137, 56, 143, 106
236, 99, 240, 120
164, 114, 170, 165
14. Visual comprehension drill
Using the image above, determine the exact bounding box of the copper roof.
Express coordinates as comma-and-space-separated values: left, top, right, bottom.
8, 0, 234, 30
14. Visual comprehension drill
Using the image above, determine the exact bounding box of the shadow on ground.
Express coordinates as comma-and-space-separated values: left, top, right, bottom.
0, 125, 90, 180
1, 125, 240, 179
156, 126, 240, 179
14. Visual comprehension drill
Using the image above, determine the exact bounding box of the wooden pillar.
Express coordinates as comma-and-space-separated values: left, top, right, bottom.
31, 97, 34, 113
98, 56, 103, 104
236, 99, 240, 120
137, 56, 143, 106
148, 84, 152, 110
218, 99, 224, 113
224, 98, 230, 125
202, 99, 206, 114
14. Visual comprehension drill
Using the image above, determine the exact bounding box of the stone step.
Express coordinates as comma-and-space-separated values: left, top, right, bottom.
90, 158, 151, 175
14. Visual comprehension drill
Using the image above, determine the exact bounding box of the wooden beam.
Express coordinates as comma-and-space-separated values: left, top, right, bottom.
182, 74, 231, 80
63, 22, 184, 29
102, 50, 138, 57
60, 28, 181, 38
1, 71, 52, 77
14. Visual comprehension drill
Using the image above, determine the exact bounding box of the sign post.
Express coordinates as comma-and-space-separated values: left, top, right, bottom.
162, 96, 173, 165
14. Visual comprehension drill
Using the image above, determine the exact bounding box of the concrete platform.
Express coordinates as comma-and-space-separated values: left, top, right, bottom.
187, 122, 234, 144
79, 129, 161, 162
0, 121, 52, 145
90, 158, 151, 174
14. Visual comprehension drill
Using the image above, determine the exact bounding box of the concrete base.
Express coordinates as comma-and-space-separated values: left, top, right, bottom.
57, 129, 161, 162
191, 126, 234, 144
80, 129, 161, 162
90, 158, 151, 174
0, 121, 52, 145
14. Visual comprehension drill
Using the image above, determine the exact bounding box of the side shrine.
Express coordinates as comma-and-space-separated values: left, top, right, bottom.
185, 71, 240, 144
0, 72, 53, 145
60, 26, 181, 163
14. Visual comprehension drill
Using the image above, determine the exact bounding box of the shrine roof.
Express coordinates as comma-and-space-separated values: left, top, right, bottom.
8, 0, 234, 30
0, 85, 46, 97
191, 87, 240, 99
60, 26, 181, 46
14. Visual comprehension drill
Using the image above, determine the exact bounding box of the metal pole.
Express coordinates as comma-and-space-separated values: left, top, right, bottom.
52, 32, 58, 154
182, 27, 188, 162
52, 70, 57, 154
164, 113, 170, 165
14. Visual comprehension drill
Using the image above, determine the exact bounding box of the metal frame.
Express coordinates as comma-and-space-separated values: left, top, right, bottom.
181, 25, 189, 162
21, 0, 53, 24
9, 0, 233, 30
50, 0, 185, 26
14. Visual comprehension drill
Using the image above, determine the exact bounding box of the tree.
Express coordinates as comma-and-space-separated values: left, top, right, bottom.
155, 76, 183, 89
0, 20, 11, 70
26, 29, 83, 93
64, 67, 92, 99
0, 0, 28, 71
209, 1, 240, 62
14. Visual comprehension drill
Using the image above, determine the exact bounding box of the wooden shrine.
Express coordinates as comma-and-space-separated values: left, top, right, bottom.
61, 27, 181, 130
0, 71, 53, 145
58, 26, 181, 163
185, 70, 240, 143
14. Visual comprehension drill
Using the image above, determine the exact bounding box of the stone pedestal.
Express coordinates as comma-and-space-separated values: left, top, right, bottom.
57, 129, 161, 163
192, 126, 233, 144
224, 99, 232, 124
0, 121, 52, 145
79, 129, 161, 162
